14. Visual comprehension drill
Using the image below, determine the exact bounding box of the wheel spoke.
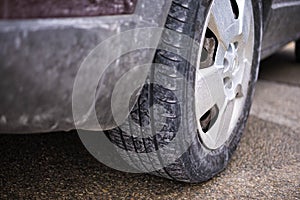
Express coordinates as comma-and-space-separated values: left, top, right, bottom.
235, 0, 251, 49
195, 66, 226, 122
237, 58, 251, 98
214, 42, 227, 66
213, 99, 235, 146
208, 0, 239, 47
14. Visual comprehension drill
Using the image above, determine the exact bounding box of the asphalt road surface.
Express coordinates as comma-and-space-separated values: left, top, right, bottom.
0, 43, 299, 199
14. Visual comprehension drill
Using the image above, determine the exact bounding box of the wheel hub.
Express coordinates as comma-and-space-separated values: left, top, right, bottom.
223, 42, 240, 100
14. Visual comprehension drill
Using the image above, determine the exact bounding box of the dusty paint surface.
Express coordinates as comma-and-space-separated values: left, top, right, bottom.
0, 0, 137, 19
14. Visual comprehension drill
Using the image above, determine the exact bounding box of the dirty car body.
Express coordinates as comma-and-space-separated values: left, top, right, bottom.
0, 0, 299, 133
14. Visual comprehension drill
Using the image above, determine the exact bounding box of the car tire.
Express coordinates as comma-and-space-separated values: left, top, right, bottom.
105, 0, 262, 183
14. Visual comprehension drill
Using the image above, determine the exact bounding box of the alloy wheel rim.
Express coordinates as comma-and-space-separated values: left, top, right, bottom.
195, 0, 255, 149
